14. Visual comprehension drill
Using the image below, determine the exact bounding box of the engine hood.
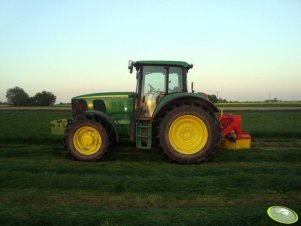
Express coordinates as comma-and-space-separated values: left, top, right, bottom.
72, 92, 134, 100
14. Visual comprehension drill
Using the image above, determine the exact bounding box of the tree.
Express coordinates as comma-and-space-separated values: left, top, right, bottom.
208, 94, 228, 103
208, 94, 218, 103
218, 98, 228, 103
32, 91, 56, 106
6, 86, 30, 106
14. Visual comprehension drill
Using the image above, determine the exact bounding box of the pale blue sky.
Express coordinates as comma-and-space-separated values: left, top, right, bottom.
1, 0, 300, 103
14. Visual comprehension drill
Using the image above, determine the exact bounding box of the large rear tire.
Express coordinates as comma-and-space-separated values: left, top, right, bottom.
158, 105, 219, 163
65, 119, 108, 161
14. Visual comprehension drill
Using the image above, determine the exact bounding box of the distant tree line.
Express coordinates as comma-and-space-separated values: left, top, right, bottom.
6, 86, 56, 106
265, 97, 280, 102
208, 94, 228, 103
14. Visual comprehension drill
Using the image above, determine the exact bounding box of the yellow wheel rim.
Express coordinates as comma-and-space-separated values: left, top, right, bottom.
169, 115, 208, 155
73, 126, 102, 155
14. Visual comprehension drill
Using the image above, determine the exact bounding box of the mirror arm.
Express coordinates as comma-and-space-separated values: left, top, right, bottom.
191, 82, 195, 93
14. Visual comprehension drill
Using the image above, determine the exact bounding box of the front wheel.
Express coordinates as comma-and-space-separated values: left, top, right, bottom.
65, 119, 108, 161
158, 105, 219, 163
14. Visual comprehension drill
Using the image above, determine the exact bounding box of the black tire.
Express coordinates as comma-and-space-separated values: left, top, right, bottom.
65, 119, 108, 161
158, 105, 220, 164
63, 121, 72, 151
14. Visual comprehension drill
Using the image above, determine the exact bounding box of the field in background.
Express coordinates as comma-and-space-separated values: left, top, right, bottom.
0, 109, 300, 225
216, 102, 301, 107
0, 105, 71, 111
216, 102, 301, 111
1, 101, 301, 111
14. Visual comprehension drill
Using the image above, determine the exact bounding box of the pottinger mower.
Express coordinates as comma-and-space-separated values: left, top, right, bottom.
51, 60, 251, 163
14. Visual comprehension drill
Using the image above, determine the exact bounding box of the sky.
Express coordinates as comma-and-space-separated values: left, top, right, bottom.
0, 0, 300, 103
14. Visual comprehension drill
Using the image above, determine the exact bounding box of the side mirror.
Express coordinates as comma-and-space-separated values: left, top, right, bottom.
128, 60, 134, 73
191, 82, 195, 93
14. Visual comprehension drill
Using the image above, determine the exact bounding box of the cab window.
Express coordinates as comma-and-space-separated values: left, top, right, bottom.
168, 67, 182, 93
141, 66, 167, 116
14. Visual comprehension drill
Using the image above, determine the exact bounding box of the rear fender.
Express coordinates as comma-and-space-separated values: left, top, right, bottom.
152, 93, 219, 121
86, 110, 120, 142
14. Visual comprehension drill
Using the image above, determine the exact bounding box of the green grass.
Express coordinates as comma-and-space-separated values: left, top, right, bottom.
1, 110, 300, 142
216, 102, 301, 107
232, 110, 301, 138
0, 110, 300, 225
0, 110, 70, 143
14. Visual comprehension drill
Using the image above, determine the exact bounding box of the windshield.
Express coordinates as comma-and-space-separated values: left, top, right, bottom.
139, 65, 184, 117
142, 66, 166, 96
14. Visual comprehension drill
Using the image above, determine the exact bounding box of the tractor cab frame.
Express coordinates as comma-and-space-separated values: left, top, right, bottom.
129, 60, 192, 118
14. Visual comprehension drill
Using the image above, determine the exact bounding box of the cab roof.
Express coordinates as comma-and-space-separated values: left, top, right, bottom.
135, 60, 193, 69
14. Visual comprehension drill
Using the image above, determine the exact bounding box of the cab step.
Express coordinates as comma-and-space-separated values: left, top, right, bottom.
136, 119, 152, 149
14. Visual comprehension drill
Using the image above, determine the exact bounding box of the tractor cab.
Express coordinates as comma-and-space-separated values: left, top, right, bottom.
128, 60, 193, 118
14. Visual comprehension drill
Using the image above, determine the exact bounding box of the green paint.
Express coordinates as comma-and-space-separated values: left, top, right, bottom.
153, 92, 217, 117
76, 92, 134, 137
135, 60, 192, 68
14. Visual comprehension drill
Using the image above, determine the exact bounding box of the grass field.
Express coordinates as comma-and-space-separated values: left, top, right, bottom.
0, 110, 300, 225
216, 102, 301, 108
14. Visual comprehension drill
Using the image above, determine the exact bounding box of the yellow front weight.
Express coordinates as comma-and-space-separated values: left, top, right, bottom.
73, 126, 102, 155
169, 115, 208, 155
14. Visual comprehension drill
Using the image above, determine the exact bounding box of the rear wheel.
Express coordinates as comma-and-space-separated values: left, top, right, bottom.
65, 119, 108, 161
158, 105, 219, 163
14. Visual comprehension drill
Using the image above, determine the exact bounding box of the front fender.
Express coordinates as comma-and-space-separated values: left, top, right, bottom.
86, 110, 120, 142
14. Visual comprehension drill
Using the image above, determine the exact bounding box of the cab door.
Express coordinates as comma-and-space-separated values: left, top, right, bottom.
140, 66, 167, 117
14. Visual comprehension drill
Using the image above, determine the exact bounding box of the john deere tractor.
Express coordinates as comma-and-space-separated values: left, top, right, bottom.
51, 60, 250, 163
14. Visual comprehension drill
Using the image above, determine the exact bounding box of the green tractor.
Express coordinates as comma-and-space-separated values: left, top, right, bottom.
52, 60, 239, 163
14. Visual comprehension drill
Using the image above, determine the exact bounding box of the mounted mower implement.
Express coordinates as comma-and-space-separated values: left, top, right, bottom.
219, 112, 251, 149
51, 60, 251, 164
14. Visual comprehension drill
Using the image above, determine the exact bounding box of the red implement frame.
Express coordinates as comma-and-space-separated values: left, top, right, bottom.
218, 113, 251, 149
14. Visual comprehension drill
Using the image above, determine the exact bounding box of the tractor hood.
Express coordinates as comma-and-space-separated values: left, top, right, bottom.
70, 92, 134, 138
73, 92, 134, 100
71, 92, 134, 119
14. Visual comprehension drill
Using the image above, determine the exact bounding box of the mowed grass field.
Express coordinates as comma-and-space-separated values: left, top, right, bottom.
0, 109, 300, 225
216, 102, 301, 108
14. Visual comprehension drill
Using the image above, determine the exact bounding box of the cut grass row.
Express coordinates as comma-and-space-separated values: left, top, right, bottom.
0, 110, 300, 225
0, 205, 274, 226
1, 142, 300, 225
1, 145, 300, 193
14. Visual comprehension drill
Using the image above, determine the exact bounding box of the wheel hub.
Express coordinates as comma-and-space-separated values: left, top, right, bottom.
73, 126, 102, 155
169, 115, 208, 155
81, 133, 93, 146
179, 125, 194, 141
